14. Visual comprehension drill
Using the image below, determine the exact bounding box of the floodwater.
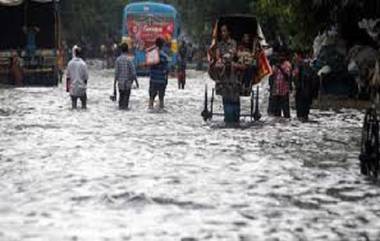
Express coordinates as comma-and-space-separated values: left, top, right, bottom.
0, 65, 379, 241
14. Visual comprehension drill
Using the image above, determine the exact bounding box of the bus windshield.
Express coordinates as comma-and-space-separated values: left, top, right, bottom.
122, 2, 180, 75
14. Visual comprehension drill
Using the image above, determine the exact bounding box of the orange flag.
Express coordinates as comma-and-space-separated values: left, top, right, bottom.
207, 21, 219, 63
254, 50, 272, 85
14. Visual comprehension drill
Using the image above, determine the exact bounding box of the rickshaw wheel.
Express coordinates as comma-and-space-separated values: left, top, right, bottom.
360, 108, 380, 179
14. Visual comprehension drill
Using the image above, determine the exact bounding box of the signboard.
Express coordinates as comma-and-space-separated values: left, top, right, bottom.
126, 14, 174, 50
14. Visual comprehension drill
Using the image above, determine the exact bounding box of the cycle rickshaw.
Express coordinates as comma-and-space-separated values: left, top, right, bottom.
201, 14, 272, 122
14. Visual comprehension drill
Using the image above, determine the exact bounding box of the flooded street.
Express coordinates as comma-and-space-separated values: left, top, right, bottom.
1, 66, 380, 241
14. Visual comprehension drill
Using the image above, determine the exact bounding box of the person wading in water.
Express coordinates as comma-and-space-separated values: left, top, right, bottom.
66, 47, 89, 109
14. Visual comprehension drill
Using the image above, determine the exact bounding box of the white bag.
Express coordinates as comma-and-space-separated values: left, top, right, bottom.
145, 47, 160, 66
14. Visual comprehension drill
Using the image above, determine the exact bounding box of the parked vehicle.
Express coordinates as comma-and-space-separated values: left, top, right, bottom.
0, 0, 62, 86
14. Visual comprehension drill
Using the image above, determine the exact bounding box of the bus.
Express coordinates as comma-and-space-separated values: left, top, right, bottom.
122, 2, 181, 75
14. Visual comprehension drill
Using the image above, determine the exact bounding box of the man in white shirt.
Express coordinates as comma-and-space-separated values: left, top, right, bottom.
66, 47, 89, 109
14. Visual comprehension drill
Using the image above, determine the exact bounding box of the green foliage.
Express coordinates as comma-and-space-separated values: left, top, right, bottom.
61, 0, 128, 45
60, 0, 376, 51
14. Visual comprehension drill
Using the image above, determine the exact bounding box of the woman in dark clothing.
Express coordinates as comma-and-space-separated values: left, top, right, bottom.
294, 58, 318, 122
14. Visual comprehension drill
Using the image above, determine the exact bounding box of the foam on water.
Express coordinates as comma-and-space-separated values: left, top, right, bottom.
0, 67, 379, 241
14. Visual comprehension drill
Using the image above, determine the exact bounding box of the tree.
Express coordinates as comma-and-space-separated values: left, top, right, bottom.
60, 0, 380, 54
61, 0, 128, 46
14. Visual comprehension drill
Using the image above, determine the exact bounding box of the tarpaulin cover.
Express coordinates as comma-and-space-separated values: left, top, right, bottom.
0, 0, 57, 6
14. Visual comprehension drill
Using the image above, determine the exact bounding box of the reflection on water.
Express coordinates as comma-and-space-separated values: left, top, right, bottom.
0, 67, 379, 240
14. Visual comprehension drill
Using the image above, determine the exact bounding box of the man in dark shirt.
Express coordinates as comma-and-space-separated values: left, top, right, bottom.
149, 38, 170, 109
177, 41, 187, 89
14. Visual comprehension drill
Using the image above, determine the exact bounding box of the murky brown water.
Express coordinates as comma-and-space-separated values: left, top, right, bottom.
0, 67, 379, 241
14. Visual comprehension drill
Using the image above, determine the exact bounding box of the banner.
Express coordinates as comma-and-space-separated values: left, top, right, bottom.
127, 14, 174, 50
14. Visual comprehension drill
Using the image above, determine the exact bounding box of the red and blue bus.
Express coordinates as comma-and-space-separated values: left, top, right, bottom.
122, 2, 181, 75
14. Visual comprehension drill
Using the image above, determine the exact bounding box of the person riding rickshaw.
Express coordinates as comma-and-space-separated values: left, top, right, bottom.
202, 15, 272, 124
